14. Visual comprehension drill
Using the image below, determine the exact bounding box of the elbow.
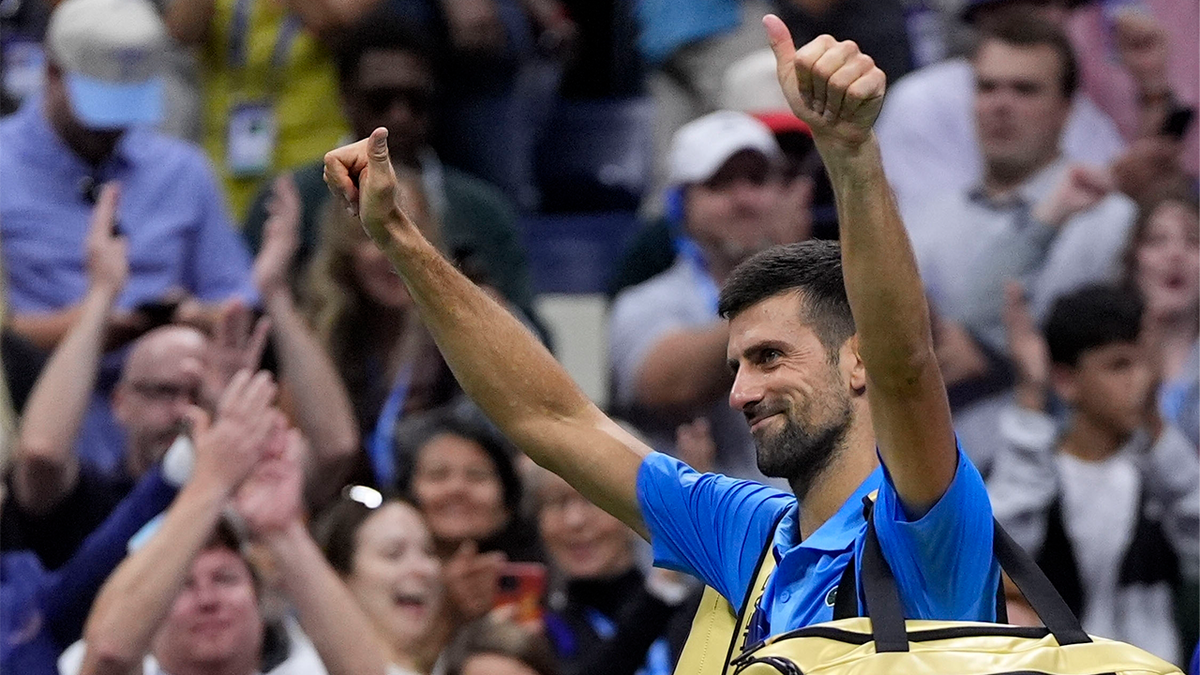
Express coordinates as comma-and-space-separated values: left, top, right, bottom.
864, 344, 939, 393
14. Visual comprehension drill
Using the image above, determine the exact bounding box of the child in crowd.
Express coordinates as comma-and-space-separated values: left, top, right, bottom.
989, 283, 1199, 665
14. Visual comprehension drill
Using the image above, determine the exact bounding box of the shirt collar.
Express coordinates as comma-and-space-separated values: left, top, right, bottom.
967, 156, 1069, 211
774, 466, 884, 556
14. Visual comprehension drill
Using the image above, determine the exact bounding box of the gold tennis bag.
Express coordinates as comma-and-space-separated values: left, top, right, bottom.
675, 501, 1182, 675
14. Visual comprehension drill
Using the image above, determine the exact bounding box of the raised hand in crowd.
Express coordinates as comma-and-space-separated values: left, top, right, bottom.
1002, 281, 1051, 413
235, 426, 402, 675
1112, 9, 1174, 137
78, 371, 280, 675
1032, 164, 1114, 229
443, 540, 507, 622
253, 173, 303, 302
1111, 137, 1189, 205
12, 186, 132, 512
251, 172, 360, 505
200, 301, 271, 410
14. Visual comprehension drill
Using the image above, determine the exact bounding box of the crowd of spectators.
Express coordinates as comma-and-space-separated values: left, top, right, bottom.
1, 0, 1197, 673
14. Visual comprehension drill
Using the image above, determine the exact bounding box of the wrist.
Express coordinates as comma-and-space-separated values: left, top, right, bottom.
260, 519, 307, 549
262, 285, 295, 314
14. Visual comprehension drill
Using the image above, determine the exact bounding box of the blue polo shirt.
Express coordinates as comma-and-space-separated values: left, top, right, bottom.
636, 445, 999, 632
1, 97, 257, 315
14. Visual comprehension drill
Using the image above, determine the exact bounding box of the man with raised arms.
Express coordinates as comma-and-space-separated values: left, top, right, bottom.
323, 16, 999, 634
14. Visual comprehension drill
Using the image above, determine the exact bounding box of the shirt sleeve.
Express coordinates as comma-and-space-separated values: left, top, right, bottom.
870, 443, 1000, 621
183, 153, 259, 304
636, 452, 792, 610
41, 467, 178, 650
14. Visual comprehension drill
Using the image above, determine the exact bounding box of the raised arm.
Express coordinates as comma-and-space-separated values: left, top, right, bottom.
80, 372, 279, 675
14, 185, 125, 514
765, 18, 956, 512
323, 131, 649, 535
253, 174, 359, 504
235, 428, 401, 675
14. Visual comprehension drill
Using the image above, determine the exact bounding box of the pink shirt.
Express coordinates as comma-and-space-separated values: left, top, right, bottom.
1068, 0, 1199, 175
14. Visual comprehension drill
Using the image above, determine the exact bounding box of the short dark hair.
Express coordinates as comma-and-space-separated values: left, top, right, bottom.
331, 10, 434, 88
972, 11, 1079, 98
717, 240, 856, 352
443, 618, 561, 675
1044, 285, 1143, 367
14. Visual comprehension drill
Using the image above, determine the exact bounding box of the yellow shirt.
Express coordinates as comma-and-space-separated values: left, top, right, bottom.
201, 0, 348, 220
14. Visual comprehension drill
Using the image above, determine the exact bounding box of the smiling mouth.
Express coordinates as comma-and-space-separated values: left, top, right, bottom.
747, 412, 781, 432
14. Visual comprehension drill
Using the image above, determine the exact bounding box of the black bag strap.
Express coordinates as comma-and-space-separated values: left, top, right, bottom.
857, 503, 1092, 652
832, 551, 859, 619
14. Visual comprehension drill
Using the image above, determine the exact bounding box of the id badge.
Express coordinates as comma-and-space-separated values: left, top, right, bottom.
226, 101, 277, 177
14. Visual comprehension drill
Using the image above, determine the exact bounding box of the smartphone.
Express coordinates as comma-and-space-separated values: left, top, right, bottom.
1161, 105, 1195, 140
494, 562, 547, 624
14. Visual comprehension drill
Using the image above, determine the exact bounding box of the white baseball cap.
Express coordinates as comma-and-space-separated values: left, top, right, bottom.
45, 0, 167, 129
667, 110, 782, 186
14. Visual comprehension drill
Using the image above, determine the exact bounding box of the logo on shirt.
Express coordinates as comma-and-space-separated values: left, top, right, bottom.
825, 585, 839, 607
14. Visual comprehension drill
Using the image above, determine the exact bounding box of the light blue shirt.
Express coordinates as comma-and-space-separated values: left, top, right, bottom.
1, 98, 257, 474
1, 97, 257, 314
636, 445, 1000, 633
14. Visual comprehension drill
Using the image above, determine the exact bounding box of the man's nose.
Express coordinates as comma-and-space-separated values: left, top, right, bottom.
729, 369, 763, 413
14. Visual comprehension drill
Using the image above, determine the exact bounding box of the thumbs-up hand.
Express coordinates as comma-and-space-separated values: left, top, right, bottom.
323, 127, 416, 250
764, 15, 886, 151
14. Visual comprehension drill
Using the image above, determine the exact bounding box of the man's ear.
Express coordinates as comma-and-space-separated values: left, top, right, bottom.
1050, 363, 1078, 405
841, 335, 867, 395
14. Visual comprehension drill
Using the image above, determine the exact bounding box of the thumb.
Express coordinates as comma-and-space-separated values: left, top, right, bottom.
451, 539, 478, 564
368, 127, 391, 170
183, 404, 211, 438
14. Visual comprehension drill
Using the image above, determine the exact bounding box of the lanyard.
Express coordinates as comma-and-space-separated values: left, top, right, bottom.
227, 0, 302, 91
367, 363, 413, 488
674, 235, 720, 315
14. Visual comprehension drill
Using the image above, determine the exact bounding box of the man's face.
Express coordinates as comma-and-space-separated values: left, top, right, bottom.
113, 327, 206, 474
685, 150, 790, 272
726, 293, 855, 496
342, 49, 434, 167
1055, 342, 1153, 438
42, 63, 123, 160
153, 548, 262, 673
537, 472, 634, 580
973, 40, 1071, 181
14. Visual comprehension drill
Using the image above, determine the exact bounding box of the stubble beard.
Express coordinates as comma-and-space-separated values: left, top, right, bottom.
754, 389, 853, 501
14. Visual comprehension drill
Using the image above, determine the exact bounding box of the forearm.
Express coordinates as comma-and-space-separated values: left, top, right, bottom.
265, 522, 399, 675
634, 325, 731, 410
81, 478, 230, 674
379, 228, 646, 531
14, 287, 116, 511
824, 137, 933, 377
263, 291, 358, 490
820, 134, 956, 507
